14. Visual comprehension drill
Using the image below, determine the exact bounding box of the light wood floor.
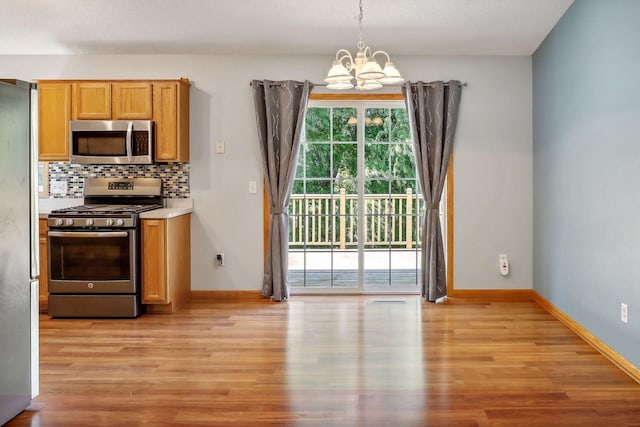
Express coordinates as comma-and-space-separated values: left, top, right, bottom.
7, 296, 640, 426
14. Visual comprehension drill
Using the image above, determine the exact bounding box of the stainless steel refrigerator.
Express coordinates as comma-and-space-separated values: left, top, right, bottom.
0, 79, 40, 425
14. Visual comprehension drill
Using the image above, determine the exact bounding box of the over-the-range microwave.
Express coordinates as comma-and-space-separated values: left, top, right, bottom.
69, 120, 153, 164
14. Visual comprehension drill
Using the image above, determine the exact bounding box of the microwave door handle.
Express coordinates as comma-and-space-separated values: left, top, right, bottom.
126, 121, 133, 162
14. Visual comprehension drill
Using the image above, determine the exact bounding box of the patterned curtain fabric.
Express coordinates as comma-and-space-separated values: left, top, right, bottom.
251, 80, 312, 301
403, 81, 462, 301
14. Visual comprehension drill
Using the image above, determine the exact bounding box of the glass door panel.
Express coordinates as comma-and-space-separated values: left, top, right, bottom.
332, 248, 358, 288
363, 106, 421, 291
290, 103, 425, 293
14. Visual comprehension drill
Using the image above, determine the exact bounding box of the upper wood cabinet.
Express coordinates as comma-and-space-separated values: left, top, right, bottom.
38, 82, 72, 161
72, 81, 153, 120
72, 82, 112, 119
38, 78, 189, 162
112, 82, 153, 120
153, 80, 190, 162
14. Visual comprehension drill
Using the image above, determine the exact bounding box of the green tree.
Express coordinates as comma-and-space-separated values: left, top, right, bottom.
297, 106, 417, 196
304, 107, 330, 142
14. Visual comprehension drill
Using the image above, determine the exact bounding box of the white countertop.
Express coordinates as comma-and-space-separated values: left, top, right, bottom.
39, 198, 193, 219
140, 199, 193, 219
38, 198, 83, 217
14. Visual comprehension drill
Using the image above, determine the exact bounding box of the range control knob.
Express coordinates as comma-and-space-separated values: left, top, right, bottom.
115, 219, 125, 226
65, 218, 74, 226
105, 218, 114, 226
85, 218, 94, 226
54, 218, 64, 226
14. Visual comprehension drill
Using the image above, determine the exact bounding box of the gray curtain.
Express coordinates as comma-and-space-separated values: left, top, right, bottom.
251, 80, 312, 301
403, 81, 462, 301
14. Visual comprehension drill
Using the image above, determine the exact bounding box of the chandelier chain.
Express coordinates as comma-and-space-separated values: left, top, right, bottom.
356, 0, 364, 50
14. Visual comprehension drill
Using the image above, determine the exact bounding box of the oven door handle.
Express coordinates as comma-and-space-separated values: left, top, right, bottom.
126, 121, 133, 163
49, 231, 130, 238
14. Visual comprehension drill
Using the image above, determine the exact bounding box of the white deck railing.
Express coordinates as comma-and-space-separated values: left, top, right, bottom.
289, 189, 422, 249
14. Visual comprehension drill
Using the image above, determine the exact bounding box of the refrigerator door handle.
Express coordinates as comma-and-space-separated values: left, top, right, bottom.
30, 85, 39, 279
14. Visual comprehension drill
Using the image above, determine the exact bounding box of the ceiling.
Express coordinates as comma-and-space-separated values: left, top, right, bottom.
1, 0, 573, 56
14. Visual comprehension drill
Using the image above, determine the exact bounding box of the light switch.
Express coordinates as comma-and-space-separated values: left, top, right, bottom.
249, 181, 257, 194
215, 140, 225, 154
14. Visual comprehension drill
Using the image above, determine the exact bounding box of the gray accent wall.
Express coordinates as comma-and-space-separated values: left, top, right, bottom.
533, 0, 640, 368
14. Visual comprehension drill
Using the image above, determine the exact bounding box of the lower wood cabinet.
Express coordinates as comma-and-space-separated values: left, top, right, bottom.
142, 214, 191, 313
38, 218, 49, 312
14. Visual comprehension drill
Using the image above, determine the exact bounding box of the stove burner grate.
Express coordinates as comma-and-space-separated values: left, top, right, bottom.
51, 204, 162, 216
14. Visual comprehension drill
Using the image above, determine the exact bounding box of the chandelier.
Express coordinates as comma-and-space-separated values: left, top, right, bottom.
324, 0, 404, 90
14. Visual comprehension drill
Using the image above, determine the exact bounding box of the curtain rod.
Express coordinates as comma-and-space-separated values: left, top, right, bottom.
251, 81, 308, 88
250, 81, 467, 88
408, 81, 467, 87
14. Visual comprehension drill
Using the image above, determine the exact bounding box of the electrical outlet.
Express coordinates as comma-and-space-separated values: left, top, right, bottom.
216, 253, 224, 266
51, 180, 67, 195
499, 253, 509, 276
621, 303, 628, 324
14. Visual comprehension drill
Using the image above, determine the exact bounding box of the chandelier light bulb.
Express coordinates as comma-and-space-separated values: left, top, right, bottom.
357, 60, 386, 80
378, 62, 405, 85
327, 80, 355, 90
355, 79, 383, 91
325, 60, 352, 83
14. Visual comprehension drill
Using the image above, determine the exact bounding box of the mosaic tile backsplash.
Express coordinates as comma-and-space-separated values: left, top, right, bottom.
48, 162, 190, 198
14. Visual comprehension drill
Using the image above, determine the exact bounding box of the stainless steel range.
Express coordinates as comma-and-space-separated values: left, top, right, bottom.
47, 178, 162, 318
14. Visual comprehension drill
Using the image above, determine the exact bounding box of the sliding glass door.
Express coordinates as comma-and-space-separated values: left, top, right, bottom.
288, 100, 434, 293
